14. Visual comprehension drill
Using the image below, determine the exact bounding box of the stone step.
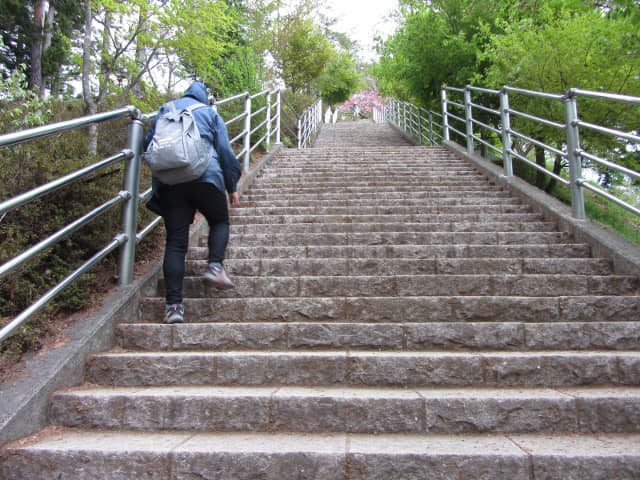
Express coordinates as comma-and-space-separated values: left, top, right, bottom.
215, 243, 592, 260
249, 180, 495, 189
256, 167, 480, 175
48, 386, 640, 434
270, 160, 474, 168
229, 213, 546, 225
257, 164, 480, 171
239, 197, 521, 208
243, 189, 508, 200
138, 295, 640, 324
230, 205, 533, 216
253, 174, 487, 184
185, 257, 612, 277
275, 159, 473, 164
245, 185, 503, 195
115, 321, 640, 352
228, 222, 559, 235
4, 428, 639, 480
225, 231, 570, 247
84, 350, 640, 388
157, 274, 637, 299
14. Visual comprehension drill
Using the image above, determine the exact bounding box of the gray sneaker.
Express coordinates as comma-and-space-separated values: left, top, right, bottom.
204, 262, 235, 290
164, 304, 184, 324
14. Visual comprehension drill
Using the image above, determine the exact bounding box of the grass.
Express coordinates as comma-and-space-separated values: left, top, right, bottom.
551, 182, 640, 245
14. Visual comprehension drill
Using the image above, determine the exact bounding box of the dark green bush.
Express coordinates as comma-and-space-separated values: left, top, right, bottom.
0, 73, 162, 371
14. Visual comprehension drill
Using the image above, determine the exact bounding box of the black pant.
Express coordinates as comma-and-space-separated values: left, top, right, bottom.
159, 182, 230, 304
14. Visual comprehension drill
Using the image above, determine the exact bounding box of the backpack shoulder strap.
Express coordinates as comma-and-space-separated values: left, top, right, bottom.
184, 102, 209, 114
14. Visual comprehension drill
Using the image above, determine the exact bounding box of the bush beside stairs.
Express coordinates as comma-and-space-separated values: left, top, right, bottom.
2, 120, 640, 479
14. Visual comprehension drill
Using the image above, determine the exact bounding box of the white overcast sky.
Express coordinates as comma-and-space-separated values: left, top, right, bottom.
320, 0, 399, 61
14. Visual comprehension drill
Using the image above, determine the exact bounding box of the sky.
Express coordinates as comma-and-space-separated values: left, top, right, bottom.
320, 0, 399, 61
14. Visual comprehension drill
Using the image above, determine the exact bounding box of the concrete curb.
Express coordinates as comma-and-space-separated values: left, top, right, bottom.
0, 143, 286, 448
443, 140, 640, 276
389, 121, 422, 146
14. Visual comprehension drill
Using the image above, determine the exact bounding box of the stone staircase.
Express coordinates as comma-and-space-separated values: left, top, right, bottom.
3, 120, 640, 479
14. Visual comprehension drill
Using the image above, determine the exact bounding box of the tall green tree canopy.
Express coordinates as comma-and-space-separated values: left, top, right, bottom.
374, 0, 505, 109
373, 0, 640, 107
0, 0, 84, 94
483, 5, 640, 185
314, 51, 360, 106
271, 13, 333, 92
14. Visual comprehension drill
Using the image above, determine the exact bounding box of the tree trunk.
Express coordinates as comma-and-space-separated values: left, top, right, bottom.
40, 4, 56, 97
132, 7, 146, 98
82, 0, 98, 155
545, 154, 564, 194
535, 144, 546, 189
30, 0, 47, 95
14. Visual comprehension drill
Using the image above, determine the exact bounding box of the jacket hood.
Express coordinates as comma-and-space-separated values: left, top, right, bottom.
183, 82, 209, 104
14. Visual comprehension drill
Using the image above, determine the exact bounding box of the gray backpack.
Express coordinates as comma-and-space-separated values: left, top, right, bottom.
144, 102, 211, 185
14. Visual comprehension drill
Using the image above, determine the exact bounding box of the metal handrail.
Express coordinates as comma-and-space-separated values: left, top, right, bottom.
0, 150, 131, 216
383, 84, 640, 224
0, 106, 139, 148
384, 98, 442, 146
438, 84, 640, 221
297, 99, 322, 149
0, 88, 284, 343
0, 191, 129, 281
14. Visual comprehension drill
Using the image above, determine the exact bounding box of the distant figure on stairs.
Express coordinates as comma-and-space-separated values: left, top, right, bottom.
324, 106, 332, 124
352, 104, 360, 120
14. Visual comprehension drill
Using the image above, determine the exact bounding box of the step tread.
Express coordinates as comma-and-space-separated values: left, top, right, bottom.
7, 427, 640, 457
54, 385, 640, 399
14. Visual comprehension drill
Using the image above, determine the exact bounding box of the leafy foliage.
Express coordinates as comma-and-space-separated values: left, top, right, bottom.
0, 0, 84, 92
0, 69, 158, 366
271, 14, 333, 93
313, 52, 360, 106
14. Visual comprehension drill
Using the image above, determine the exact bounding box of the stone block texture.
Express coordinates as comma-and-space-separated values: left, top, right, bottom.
3, 120, 640, 479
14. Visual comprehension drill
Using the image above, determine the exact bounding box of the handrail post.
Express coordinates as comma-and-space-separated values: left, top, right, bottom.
243, 92, 252, 172
403, 102, 407, 132
464, 86, 474, 154
297, 115, 302, 149
411, 105, 417, 140
441, 88, 450, 141
266, 91, 272, 152
428, 111, 434, 145
118, 112, 143, 286
275, 90, 282, 144
417, 107, 423, 145
500, 88, 514, 176
564, 90, 586, 219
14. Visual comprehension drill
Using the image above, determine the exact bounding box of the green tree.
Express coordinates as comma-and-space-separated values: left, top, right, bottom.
314, 51, 360, 106
161, 0, 235, 86
483, 6, 640, 189
271, 13, 334, 92
0, 0, 84, 96
374, 0, 506, 109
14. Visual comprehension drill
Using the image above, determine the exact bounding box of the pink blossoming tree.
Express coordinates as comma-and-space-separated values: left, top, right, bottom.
338, 90, 389, 117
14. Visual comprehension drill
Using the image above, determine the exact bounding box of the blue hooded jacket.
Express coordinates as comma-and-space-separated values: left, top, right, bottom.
143, 82, 242, 215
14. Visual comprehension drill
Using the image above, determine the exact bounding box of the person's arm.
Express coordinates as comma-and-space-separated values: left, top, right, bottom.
212, 113, 242, 195
143, 106, 163, 151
